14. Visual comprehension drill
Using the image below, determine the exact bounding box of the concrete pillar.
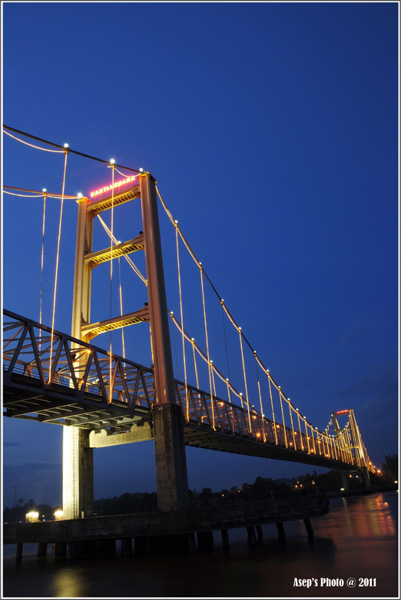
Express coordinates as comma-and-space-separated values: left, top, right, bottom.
303, 518, 314, 541
56, 542, 67, 557
221, 529, 230, 551
98, 539, 116, 557
37, 542, 47, 557
340, 470, 349, 491
140, 173, 190, 512
134, 536, 148, 556
197, 530, 214, 551
256, 524, 264, 545
121, 538, 132, 557
63, 427, 94, 519
188, 532, 197, 552
246, 526, 257, 547
361, 467, 371, 488
276, 522, 286, 544
153, 403, 189, 511
67, 542, 80, 558
16, 543, 23, 561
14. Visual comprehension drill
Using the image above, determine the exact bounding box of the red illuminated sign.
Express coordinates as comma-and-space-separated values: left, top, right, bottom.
90, 175, 138, 199
334, 409, 350, 415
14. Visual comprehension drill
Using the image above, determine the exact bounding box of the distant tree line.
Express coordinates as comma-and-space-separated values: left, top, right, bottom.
4, 455, 397, 522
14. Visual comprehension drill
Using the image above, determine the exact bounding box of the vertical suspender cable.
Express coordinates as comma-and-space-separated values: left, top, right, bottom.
200, 266, 215, 429
304, 420, 311, 454
297, 412, 304, 450
118, 257, 126, 359
39, 191, 47, 350
268, 375, 278, 445
288, 404, 297, 450
238, 328, 252, 432
191, 339, 200, 389
254, 354, 265, 441
221, 300, 231, 384
48, 150, 68, 383
176, 225, 189, 420
279, 390, 288, 447
108, 164, 115, 402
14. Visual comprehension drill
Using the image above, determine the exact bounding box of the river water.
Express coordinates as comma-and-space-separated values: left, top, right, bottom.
2, 491, 398, 598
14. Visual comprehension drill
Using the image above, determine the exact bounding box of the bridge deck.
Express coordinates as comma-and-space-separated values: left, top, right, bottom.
2, 309, 365, 472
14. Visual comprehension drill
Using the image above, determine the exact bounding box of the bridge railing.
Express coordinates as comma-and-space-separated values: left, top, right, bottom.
173, 382, 356, 465
3, 310, 359, 468
3, 310, 156, 413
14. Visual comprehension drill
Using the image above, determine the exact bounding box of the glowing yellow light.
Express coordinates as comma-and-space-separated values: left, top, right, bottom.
340, 488, 345, 491
394, 480, 398, 485
26, 511, 39, 523
54, 509, 64, 520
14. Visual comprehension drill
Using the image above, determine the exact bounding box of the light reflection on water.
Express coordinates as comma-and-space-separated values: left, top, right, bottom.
2, 491, 398, 598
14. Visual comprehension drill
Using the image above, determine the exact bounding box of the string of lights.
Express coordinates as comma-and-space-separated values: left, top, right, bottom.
3, 124, 142, 174
3, 185, 80, 199
156, 185, 337, 441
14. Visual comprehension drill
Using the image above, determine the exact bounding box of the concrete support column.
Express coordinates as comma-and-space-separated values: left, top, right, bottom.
63, 427, 94, 519
197, 530, 214, 551
246, 526, 257, 547
140, 173, 190, 512
361, 467, 371, 488
121, 538, 133, 557
153, 403, 189, 511
37, 542, 47, 558
340, 470, 349, 491
221, 529, 230, 551
276, 522, 286, 544
16, 543, 23, 561
303, 518, 314, 541
56, 542, 67, 557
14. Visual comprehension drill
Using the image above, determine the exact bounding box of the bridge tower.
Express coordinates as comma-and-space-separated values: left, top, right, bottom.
332, 409, 371, 489
63, 172, 189, 519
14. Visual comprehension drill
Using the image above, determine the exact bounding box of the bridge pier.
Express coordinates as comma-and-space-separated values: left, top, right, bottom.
340, 470, 349, 491
62, 427, 94, 520
153, 403, 189, 511
276, 522, 286, 544
361, 466, 371, 488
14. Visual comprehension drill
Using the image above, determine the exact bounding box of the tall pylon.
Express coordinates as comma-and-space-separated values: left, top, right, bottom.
63, 173, 189, 519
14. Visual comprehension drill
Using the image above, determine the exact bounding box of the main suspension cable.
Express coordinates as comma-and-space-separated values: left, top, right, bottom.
3, 125, 142, 173
48, 150, 68, 383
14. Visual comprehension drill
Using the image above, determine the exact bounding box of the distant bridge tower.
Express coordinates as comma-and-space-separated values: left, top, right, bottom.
332, 409, 371, 489
63, 173, 189, 519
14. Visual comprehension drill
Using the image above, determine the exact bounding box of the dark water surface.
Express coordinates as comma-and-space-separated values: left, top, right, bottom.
2, 491, 399, 598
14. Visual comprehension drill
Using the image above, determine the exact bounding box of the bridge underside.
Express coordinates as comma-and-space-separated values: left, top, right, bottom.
183, 425, 352, 471
3, 376, 151, 432
4, 377, 352, 472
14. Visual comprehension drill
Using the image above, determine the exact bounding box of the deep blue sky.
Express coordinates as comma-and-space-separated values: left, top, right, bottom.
2, 2, 399, 508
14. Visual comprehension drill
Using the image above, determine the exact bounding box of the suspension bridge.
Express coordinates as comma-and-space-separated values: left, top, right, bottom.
3, 125, 378, 526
